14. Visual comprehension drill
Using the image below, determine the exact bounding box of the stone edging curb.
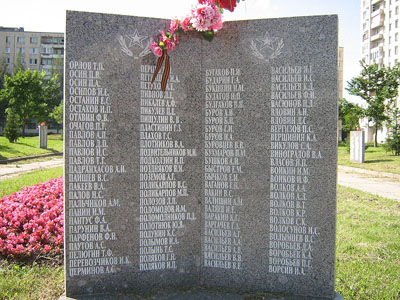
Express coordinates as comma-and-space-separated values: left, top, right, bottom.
0, 152, 63, 164
338, 165, 400, 179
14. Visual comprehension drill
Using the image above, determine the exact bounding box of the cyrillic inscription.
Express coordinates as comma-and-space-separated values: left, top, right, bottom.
204, 68, 245, 270
268, 65, 320, 276
68, 61, 130, 277
139, 65, 197, 271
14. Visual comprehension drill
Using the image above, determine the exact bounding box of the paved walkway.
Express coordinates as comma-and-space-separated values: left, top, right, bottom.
0, 157, 64, 181
1, 158, 400, 201
338, 165, 400, 201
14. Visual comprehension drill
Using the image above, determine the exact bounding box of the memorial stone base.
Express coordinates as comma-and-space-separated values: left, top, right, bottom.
60, 289, 344, 300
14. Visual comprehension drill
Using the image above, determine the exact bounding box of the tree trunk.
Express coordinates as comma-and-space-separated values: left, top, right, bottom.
374, 118, 378, 148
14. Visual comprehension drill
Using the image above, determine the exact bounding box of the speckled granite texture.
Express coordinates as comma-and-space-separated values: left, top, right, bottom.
64, 11, 338, 299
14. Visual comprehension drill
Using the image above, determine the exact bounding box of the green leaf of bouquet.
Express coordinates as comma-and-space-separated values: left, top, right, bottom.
201, 30, 214, 42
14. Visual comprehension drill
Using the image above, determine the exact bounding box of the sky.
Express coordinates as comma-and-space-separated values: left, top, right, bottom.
0, 0, 361, 103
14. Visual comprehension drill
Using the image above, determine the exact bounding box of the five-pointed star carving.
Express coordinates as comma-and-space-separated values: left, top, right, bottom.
127, 29, 147, 48
256, 32, 275, 50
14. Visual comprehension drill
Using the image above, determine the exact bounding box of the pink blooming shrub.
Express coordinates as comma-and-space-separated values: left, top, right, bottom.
0, 177, 64, 258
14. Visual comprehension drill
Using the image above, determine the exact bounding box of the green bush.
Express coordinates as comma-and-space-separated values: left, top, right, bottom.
385, 136, 400, 155
385, 108, 400, 156
3, 109, 21, 143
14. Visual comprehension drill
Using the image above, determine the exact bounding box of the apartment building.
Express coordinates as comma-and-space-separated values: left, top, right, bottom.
0, 27, 64, 135
0, 26, 64, 76
361, 0, 400, 142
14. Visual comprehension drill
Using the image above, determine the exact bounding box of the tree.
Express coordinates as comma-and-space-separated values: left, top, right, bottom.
49, 101, 63, 133
0, 69, 59, 136
0, 57, 7, 89
346, 60, 400, 147
0, 58, 8, 130
13, 52, 25, 75
339, 98, 364, 141
385, 108, 400, 155
3, 108, 21, 143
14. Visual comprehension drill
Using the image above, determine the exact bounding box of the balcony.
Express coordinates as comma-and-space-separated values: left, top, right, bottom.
370, 45, 384, 54
371, 10, 384, 29
371, 7, 383, 18
371, 19, 384, 29
370, 33, 383, 42
372, 0, 384, 5
41, 37, 64, 45
53, 43, 64, 48
40, 53, 62, 59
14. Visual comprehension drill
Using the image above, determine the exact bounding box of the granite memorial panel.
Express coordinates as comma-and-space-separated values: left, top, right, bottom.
64, 11, 338, 299
350, 131, 365, 163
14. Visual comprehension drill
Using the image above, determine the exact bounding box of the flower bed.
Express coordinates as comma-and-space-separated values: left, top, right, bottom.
0, 177, 63, 258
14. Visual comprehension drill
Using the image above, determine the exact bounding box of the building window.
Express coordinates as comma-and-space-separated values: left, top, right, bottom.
41, 58, 52, 65
396, 20, 399, 28
389, 49, 392, 56
397, 6, 399, 14
17, 36, 25, 43
30, 48, 37, 54
390, 10, 392, 17
41, 47, 52, 54
5, 36, 10, 43
395, 46, 398, 55
396, 33, 399, 41
5, 47, 10, 53
29, 58, 38, 65
54, 48, 64, 55
390, 36, 392, 44
20, 57, 25, 64
17, 47, 24, 54
390, 23, 392, 31
30, 37, 38, 44
5, 58, 11, 64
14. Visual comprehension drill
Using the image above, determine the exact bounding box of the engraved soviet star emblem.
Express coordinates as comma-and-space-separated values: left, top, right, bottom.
127, 29, 147, 48
118, 29, 151, 59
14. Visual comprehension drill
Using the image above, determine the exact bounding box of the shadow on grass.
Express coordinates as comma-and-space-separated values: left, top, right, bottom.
46, 148, 60, 153
365, 159, 394, 163
14, 141, 38, 149
0, 144, 23, 160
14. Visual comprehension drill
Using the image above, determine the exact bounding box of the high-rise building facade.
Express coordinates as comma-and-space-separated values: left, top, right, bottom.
360, 0, 400, 142
0, 27, 64, 76
360, 0, 400, 68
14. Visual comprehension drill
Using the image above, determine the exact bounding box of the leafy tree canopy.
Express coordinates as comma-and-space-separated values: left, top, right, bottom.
0, 69, 60, 136
339, 98, 364, 140
346, 60, 400, 146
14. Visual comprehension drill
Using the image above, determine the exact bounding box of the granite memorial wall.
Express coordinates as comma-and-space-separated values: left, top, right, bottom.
65, 11, 338, 299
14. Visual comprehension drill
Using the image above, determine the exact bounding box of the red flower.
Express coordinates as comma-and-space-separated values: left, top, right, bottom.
216, 0, 237, 12
41, 122, 46, 126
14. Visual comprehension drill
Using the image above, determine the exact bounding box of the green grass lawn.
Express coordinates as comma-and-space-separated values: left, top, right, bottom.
338, 143, 400, 174
0, 262, 64, 300
0, 134, 63, 160
336, 186, 400, 300
0, 167, 63, 198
